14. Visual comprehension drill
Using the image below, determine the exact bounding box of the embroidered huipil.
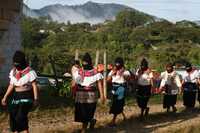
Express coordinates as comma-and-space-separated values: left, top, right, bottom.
160, 71, 181, 95
74, 68, 103, 103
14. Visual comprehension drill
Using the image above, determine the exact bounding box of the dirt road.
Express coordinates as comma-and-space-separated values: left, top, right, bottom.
1, 102, 200, 133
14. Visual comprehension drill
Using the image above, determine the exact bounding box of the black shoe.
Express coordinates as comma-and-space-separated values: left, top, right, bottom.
140, 108, 145, 117
145, 107, 149, 116
108, 123, 117, 128
89, 119, 97, 129
167, 107, 170, 112
172, 106, 177, 112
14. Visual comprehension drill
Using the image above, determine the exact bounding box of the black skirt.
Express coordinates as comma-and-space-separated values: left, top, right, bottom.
163, 95, 177, 108
183, 82, 197, 108
197, 88, 200, 103
109, 97, 125, 115
183, 91, 196, 108
9, 91, 33, 132
75, 102, 97, 123
136, 85, 151, 109
109, 83, 126, 115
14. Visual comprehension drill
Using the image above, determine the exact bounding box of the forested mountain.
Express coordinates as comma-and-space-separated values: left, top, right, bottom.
23, 1, 158, 24
21, 10, 200, 75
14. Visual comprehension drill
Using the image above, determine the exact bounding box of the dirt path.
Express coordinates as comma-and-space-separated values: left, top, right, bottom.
1, 102, 200, 133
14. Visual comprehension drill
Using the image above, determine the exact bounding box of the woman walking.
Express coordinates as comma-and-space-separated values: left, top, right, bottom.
107, 57, 130, 127
182, 63, 200, 109
160, 63, 182, 112
73, 53, 105, 133
1, 51, 39, 133
136, 58, 153, 118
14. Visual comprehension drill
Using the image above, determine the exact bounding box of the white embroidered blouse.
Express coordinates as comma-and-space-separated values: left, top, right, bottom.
9, 68, 37, 87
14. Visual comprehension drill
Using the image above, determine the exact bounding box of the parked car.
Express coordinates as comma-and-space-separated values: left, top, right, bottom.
36, 77, 51, 90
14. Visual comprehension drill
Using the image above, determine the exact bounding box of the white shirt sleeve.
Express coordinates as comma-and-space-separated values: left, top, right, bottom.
9, 69, 14, 85
160, 72, 165, 79
123, 71, 131, 76
159, 72, 165, 88
175, 75, 182, 88
149, 72, 153, 78
198, 70, 200, 78
108, 71, 113, 77
160, 79, 166, 88
29, 70, 37, 82
182, 72, 187, 81
135, 69, 139, 76
95, 73, 104, 81
74, 72, 82, 85
195, 70, 200, 79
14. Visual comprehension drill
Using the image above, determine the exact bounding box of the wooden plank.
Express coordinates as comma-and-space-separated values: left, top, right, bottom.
0, 20, 10, 30
0, 8, 13, 21
0, 0, 22, 12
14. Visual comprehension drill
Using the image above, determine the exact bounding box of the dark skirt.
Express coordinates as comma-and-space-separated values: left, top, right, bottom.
109, 83, 126, 115
183, 91, 196, 108
136, 85, 151, 109
109, 97, 125, 115
75, 102, 97, 123
9, 91, 33, 132
197, 88, 200, 103
183, 82, 197, 108
163, 95, 177, 108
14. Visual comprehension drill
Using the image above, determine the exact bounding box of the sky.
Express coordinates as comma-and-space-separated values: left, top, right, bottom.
24, 0, 200, 22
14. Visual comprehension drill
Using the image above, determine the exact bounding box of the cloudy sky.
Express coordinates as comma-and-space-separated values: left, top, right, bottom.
24, 0, 200, 22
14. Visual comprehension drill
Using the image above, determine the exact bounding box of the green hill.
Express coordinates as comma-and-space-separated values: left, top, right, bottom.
21, 10, 200, 75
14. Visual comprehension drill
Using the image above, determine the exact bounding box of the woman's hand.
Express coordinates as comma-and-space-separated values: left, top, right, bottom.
32, 81, 39, 106
100, 95, 106, 104
159, 87, 164, 94
1, 84, 14, 106
33, 99, 39, 107
1, 97, 7, 106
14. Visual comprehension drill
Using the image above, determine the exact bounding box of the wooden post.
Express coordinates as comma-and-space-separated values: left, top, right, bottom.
103, 50, 107, 99
49, 55, 59, 88
95, 50, 99, 66
75, 49, 79, 60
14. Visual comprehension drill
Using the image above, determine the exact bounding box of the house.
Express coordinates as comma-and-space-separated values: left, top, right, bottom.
0, 0, 23, 87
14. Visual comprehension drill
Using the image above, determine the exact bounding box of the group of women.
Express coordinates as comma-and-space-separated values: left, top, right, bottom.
1, 51, 200, 133
136, 60, 200, 116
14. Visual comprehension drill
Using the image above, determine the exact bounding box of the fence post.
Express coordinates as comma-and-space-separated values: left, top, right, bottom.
48, 55, 59, 88
103, 50, 107, 99
75, 49, 79, 60
95, 50, 100, 66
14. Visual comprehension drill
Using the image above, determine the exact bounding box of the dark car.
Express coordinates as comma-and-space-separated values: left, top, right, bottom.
36, 77, 51, 90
